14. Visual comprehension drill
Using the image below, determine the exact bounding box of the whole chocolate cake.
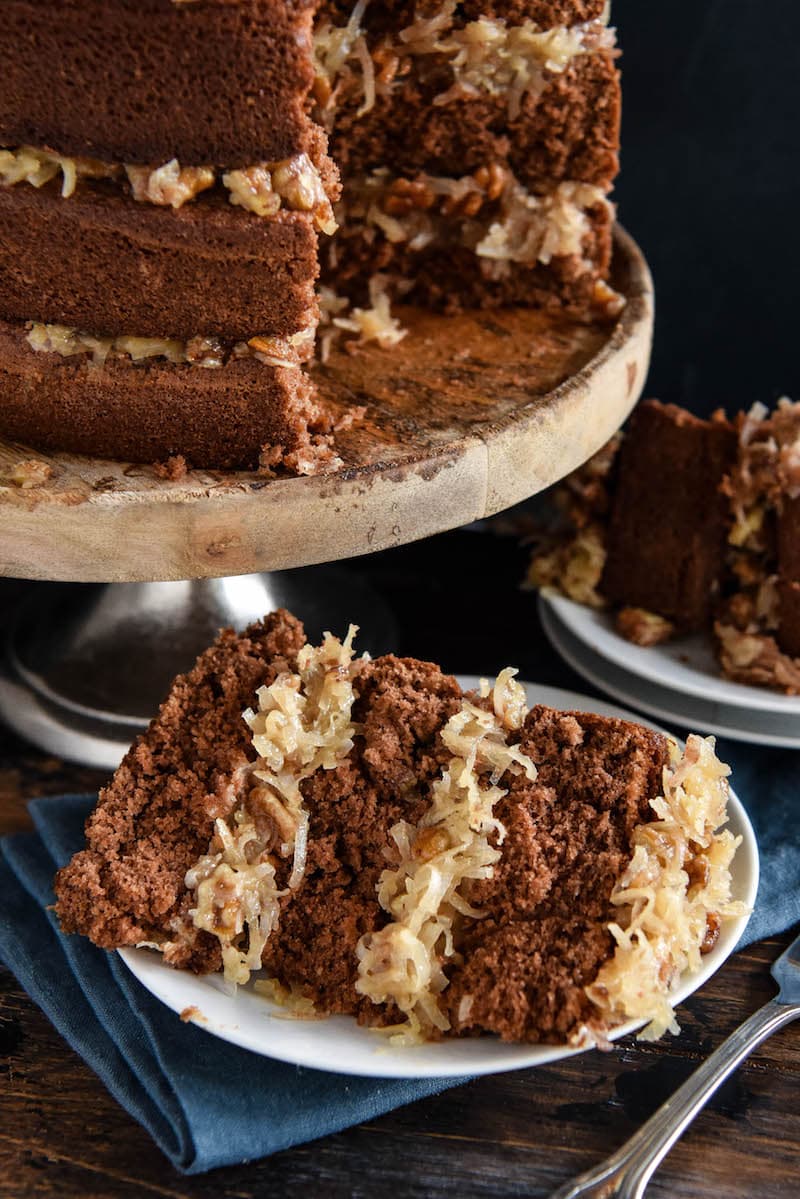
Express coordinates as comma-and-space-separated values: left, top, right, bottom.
0, 0, 621, 471
55, 610, 742, 1046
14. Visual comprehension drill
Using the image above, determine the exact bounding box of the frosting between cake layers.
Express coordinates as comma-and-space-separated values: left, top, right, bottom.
0, 146, 337, 233
25, 322, 317, 371
186, 628, 363, 985
355, 668, 537, 1043
313, 0, 615, 125
338, 168, 611, 270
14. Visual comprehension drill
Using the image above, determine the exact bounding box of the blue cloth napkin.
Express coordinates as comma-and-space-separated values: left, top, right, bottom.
1, 757, 797, 1175
0, 795, 457, 1174
712, 737, 799, 945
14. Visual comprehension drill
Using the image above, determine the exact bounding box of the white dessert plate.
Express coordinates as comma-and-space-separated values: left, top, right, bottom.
119, 679, 758, 1078
542, 591, 800, 717
540, 602, 800, 749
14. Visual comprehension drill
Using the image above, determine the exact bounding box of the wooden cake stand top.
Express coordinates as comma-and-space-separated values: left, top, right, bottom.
0, 227, 652, 583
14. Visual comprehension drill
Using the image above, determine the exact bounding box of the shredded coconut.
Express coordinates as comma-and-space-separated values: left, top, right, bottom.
25, 322, 315, 371
343, 168, 607, 275
313, 0, 374, 125
476, 181, 607, 268
185, 628, 364, 986
430, 12, 615, 119
527, 523, 607, 608
244, 626, 362, 890
332, 275, 408, 348
715, 619, 800, 694
582, 735, 746, 1043
0, 144, 114, 197
1, 144, 336, 229
253, 977, 323, 1019
313, 2, 613, 123
186, 817, 282, 985
355, 670, 536, 1044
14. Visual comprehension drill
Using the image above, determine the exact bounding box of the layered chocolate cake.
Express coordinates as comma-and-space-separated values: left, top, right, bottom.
529, 396, 800, 693
0, 1, 621, 471
55, 610, 742, 1046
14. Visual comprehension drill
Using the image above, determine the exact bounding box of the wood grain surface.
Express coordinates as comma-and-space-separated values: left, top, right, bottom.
1, 529, 798, 1199
0, 228, 652, 583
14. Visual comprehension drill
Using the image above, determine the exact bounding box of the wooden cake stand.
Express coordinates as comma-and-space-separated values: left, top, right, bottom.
0, 226, 652, 766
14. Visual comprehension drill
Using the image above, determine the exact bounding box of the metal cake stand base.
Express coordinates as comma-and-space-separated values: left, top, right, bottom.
0, 567, 397, 770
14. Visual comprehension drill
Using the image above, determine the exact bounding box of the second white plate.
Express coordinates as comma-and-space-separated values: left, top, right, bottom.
543, 592, 800, 718
541, 599, 800, 748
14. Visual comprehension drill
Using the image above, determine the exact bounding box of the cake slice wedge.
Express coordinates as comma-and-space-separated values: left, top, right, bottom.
600, 400, 738, 633
54, 610, 743, 1046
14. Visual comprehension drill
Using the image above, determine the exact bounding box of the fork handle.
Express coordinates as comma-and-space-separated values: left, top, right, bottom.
550, 999, 800, 1199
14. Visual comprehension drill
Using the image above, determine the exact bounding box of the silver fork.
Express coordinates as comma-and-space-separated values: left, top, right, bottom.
550, 931, 800, 1199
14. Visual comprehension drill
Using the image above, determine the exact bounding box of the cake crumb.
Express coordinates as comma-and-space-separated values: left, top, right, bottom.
6, 459, 55, 488
180, 1005, 206, 1023
616, 606, 675, 646
153, 455, 188, 481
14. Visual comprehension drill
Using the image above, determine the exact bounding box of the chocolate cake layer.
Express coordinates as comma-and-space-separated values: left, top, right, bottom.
1, 0, 323, 167
777, 497, 800, 655
327, 191, 612, 314
55, 613, 309, 959
778, 580, 800, 659
0, 319, 329, 470
329, 51, 620, 194
778, 494, 800, 582
0, 184, 318, 340
447, 705, 668, 1042
320, 2, 608, 29
601, 401, 739, 631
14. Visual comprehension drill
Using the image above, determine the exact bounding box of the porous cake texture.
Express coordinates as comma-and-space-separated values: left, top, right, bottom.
55, 611, 742, 1047
0, 1, 621, 470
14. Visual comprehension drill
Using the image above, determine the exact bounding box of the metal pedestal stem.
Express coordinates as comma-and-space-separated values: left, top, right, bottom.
0, 566, 397, 770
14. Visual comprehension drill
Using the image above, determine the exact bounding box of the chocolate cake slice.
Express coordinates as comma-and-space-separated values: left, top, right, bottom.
528, 396, 800, 694
55, 610, 743, 1046
601, 400, 738, 632
0, 185, 321, 342
1, 0, 326, 168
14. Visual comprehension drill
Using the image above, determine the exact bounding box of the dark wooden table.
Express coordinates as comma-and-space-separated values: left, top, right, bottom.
1, 530, 798, 1198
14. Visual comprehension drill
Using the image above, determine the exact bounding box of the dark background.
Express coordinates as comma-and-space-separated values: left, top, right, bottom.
613, 0, 800, 416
